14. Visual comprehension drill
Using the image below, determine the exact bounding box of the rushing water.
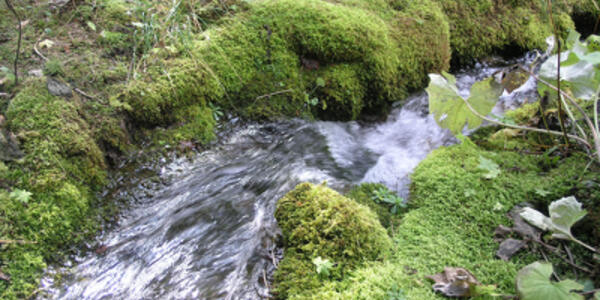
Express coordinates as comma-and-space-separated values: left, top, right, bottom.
39, 53, 539, 300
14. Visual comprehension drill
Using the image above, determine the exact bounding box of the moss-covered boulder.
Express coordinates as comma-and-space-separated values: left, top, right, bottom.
433, 0, 574, 64
117, 0, 451, 125
274, 182, 392, 298
284, 137, 598, 299
0, 79, 107, 298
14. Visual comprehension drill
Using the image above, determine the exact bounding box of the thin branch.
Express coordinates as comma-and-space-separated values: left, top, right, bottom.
4, 0, 21, 85
520, 66, 600, 162
255, 89, 294, 101
546, 0, 570, 146
33, 37, 48, 61
534, 239, 594, 274
0, 239, 36, 244
73, 87, 95, 100
460, 97, 592, 149
563, 243, 578, 279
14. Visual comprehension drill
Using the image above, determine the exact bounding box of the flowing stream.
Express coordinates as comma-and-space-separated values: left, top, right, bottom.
39, 53, 539, 300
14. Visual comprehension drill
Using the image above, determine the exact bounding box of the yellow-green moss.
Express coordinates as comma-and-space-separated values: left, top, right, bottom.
0, 79, 107, 299
118, 0, 452, 124
345, 183, 399, 230
434, 0, 574, 64
274, 182, 392, 299
280, 138, 597, 299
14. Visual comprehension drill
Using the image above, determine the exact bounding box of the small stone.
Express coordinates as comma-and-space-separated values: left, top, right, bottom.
28, 69, 43, 77
47, 77, 72, 98
496, 238, 527, 261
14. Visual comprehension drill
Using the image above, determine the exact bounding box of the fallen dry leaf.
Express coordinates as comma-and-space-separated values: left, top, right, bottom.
0, 268, 10, 282
39, 39, 55, 49
427, 267, 481, 297
19, 20, 30, 28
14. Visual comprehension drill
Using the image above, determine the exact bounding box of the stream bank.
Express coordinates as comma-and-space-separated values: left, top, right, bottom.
1, 0, 599, 298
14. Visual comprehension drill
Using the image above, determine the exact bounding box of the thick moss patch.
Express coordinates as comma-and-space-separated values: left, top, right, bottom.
0, 79, 107, 298
118, 0, 451, 124
276, 138, 596, 299
434, 0, 574, 64
274, 182, 392, 299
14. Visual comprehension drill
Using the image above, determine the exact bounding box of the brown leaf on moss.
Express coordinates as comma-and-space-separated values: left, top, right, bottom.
0, 268, 10, 282
426, 267, 481, 298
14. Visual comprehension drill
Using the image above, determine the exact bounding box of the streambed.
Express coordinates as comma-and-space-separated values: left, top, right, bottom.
39, 54, 538, 300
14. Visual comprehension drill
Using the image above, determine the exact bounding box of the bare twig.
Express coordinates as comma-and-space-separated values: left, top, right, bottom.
73, 87, 95, 100
539, 247, 561, 281
546, 0, 570, 146
563, 243, 578, 279
33, 37, 48, 61
519, 66, 600, 161
4, 0, 21, 85
0, 239, 36, 244
534, 239, 594, 274
255, 89, 294, 101
460, 96, 591, 148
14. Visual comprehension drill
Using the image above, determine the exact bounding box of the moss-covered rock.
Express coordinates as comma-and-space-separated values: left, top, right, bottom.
274, 182, 392, 299
117, 0, 452, 124
434, 0, 574, 64
280, 138, 598, 299
0, 79, 107, 299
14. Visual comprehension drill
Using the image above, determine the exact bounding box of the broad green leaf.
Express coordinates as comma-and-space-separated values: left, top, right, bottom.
595, 292, 600, 300
516, 262, 583, 300
548, 196, 587, 241
539, 31, 600, 101
520, 196, 587, 242
316, 77, 326, 88
86, 21, 96, 32
312, 257, 333, 277
477, 156, 501, 179
520, 207, 551, 231
427, 73, 502, 135
9, 189, 32, 204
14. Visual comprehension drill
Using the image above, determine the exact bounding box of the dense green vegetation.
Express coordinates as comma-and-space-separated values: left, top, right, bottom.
1, 0, 599, 299
274, 136, 599, 299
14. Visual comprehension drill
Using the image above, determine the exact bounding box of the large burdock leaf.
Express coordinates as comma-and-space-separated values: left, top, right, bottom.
520, 196, 586, 242
539, 31, 600, 101
516, 262, 583, 300
548, 196, 587, 240
427, 72, 503, 135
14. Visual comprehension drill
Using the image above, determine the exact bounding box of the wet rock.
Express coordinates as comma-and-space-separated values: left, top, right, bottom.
47, 77, 72, 98
0, 129, 24, 161
496, 238, 527, 261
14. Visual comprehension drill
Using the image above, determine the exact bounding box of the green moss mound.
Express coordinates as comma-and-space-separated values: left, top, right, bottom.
434, 0, 574, 64
0, 79, 107, 298
278, 138, 596, 299
274, 182, 392, 299
118, 0, 451, 124
345, 183, 399, 230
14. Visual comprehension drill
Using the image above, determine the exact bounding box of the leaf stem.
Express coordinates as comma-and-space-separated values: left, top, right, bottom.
460, 97, 591, 148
